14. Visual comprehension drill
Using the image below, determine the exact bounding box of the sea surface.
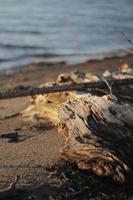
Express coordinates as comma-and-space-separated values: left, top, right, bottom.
0, 0, 133, 70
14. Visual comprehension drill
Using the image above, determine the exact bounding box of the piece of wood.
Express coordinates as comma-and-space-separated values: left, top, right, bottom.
0, 78, 133, 100
58, 94, 133, 182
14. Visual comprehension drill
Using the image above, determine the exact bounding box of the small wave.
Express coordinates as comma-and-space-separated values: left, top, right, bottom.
0, 29, 42, 35
0, 43, 47, 50
0, 58, 12, 63
0, 53, 62, 64
25, 52, 90, 58
0, 51, 93, 65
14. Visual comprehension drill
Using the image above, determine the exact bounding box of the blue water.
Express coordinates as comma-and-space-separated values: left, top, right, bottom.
0, 0, 133, 69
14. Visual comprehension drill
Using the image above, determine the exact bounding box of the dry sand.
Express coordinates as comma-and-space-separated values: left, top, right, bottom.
0, 97, 64, 187
0, 54, 133, 187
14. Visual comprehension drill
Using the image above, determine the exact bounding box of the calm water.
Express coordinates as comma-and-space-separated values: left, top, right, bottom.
0, 0, 133, 70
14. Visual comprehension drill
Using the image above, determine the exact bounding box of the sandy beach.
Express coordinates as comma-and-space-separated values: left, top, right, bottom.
0, 54, 133, 190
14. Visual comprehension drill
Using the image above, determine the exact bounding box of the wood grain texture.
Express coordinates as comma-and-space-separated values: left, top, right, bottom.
58, 94, 133, 182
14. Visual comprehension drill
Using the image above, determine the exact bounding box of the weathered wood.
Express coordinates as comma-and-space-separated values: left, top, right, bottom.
0, 78, 133, 100
58, 94, 133, 182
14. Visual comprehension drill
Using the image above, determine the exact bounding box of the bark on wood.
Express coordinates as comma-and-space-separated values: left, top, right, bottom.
58, 94, 133, 182
0, 78, 133, 100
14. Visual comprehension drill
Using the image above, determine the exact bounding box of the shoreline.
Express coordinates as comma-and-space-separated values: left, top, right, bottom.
0, 52, 133, 75
0, 47, 133, 74
0, 53, 133, 90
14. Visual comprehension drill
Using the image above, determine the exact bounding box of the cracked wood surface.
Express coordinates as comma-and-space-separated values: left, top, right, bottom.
58, 94, 133, 182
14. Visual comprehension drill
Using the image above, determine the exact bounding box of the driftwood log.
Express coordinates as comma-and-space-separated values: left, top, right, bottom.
1, 68, 133, 199
58, 94, 133, 183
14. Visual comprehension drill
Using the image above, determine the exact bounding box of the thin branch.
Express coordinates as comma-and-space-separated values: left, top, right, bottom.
0, 175, 19, 198
121, 32, 133, 46
0, 78, 133, 100
103, 79, 113, 96
111, 41, 133, 54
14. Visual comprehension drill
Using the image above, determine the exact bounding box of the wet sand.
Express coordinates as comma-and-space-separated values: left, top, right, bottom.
0, 54, 133, 187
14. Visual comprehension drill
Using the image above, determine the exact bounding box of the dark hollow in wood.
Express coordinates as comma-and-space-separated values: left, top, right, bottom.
58, 94, 133, 182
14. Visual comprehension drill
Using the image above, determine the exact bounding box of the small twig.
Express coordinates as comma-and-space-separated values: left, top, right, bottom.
121, 32, 133, 46
0, 131, 18, 139
0, 112, 19, 120
103, 79, 113, 95
0, 175, 19, 199
111, 41, 133, 54
9, 175, 19, 189
0, 176, 60, 200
